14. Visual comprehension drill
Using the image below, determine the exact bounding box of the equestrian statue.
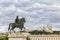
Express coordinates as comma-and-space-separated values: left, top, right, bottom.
8, 16, 26, 33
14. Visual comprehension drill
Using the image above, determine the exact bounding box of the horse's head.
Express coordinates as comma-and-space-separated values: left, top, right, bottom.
19, 18, 26, 23
22, 18, 26, 22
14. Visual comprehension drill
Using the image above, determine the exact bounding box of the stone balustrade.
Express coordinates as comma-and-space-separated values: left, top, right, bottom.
8, 33, 60, 40
30, 35, 60, 40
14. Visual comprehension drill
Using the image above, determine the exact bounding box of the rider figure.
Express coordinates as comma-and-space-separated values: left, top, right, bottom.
15, 16, 19, 24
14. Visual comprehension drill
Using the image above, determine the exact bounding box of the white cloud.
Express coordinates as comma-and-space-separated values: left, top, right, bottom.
0, 0, 60, 33
0, 25, 8, 33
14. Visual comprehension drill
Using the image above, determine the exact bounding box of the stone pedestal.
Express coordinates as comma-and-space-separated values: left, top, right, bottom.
8, 32, 29, 40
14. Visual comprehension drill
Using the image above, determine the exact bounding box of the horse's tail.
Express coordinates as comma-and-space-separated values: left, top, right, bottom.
8, 23, 11, 31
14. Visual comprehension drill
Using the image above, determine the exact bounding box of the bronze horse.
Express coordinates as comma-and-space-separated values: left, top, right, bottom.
8, 18, 26, 33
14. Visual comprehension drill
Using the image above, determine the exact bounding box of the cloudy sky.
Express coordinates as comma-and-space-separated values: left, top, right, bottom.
0, 0, 60, 33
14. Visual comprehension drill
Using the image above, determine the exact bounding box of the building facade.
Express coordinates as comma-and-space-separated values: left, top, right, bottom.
30, 35, 60, 40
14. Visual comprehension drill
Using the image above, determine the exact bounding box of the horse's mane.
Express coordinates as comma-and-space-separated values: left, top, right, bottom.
19, 18, 23, 23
